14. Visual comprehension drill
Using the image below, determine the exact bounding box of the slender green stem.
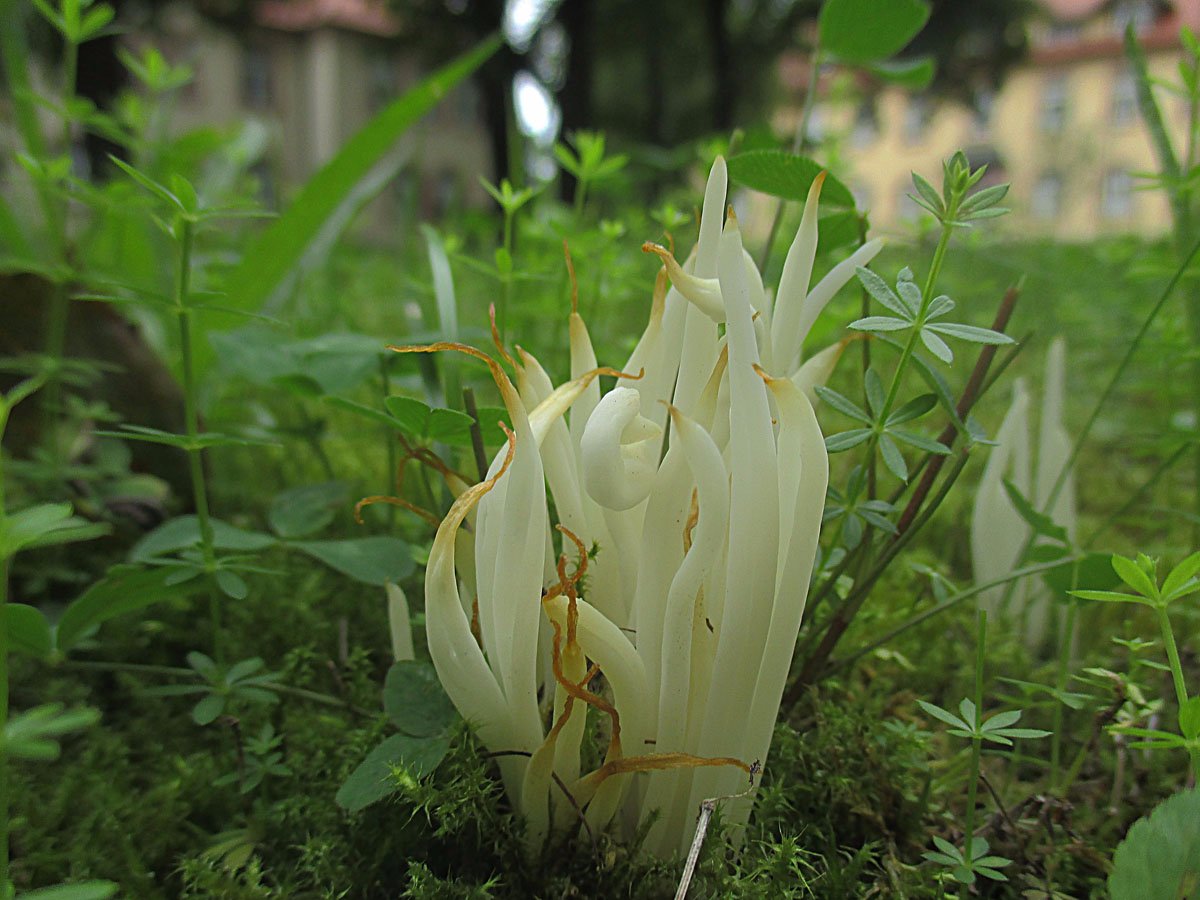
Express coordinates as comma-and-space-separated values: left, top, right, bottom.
0, 558, 9, 896
1050, 596, 1079, 787
175, 220, 222, 660
499, 208, 514, 341
1155, 605, 1199, 777
380, 361, 396, 527
963, 611, 987, 854
757, 42, 820, 273
61, 660, 372, 718
879, 223, 953, 420
1156, 607, 1189, 713
40, 36, 83, 482
0, 400, 9, 894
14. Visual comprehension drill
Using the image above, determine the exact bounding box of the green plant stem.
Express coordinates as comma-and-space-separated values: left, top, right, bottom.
380, 360, 396, 527
963, 611, 987, 853
879, 222, 953, 421
1050, 596, 1079, 787
61, 660, 372, 718
757, 41, 820, 273
1157, 607, 1189, 713
499, 208, 514, 341
41, 37, 82, 484
0, 400, 8, 894
175, 220, 222, 661
0, 558, 9, 896
1155, 606, 1200, 777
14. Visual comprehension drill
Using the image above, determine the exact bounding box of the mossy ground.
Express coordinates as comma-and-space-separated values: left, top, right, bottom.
14, 235, 1199, 897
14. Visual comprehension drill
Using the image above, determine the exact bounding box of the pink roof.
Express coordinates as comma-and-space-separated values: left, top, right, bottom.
255, 0, 400, 36
1037, 0, 1200, 27
1038, 0, 1105, 19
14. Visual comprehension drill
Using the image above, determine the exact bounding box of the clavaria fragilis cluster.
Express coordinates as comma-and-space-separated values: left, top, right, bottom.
392, 157, 882, 857
971, 338, 1076, 648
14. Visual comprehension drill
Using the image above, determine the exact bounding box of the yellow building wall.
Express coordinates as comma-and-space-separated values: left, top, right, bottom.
790, 44, 1188, 240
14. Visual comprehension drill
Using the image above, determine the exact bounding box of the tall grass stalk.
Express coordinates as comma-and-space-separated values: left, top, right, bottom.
174, 220, 223, 660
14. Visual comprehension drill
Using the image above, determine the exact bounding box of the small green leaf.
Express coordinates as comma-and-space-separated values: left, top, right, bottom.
1002, 478, 1068, 542
384, 395, 434, 434
1070, 589, 1151, 606
919, 328, 954, 364
868, 55, 935, 88
864, 368, 885, 418
726, 151, 857, 206
131, 516, 277, 562
427, 407, 476, 443
850, 315, 911, 333
958, 697, 978, 728
916, 699, 970, 732
889, 429, 950, 455
335, 732, 452, 813
192, 693, 225, 725
856, 266, 912, 319
7, 603, 52, 658
824, 428, 873, 452
925, 322, 1016, 345
268, 481, 350, 539
55, 566, 193, 653
819, 0, 930, 64
17, 881, 120, 899
887, 394, 937, 427
813, 386, 872, 424
383, 660, 459, 737
1111, 553, 1160, 601
981, 709, 1022, 731
1162, 550, 1200, 601
215, 569, 248, 600
878, 433, 908, 481
292, 536, 414, 585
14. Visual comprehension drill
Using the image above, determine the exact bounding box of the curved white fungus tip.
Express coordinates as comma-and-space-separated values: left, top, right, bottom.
581, 386, 663, 511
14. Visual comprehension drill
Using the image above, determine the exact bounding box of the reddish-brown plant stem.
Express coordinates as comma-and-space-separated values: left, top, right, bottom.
895, 284, 1020, 535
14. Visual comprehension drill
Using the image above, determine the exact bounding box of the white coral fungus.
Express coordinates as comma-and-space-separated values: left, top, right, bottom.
396, 157, 882, 857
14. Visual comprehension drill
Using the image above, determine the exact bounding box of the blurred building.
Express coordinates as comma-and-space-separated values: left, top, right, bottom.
143, 0, 492, 232
777, 0, 1198, 238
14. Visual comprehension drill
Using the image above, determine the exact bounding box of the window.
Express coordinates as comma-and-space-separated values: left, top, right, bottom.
903, 94, 931, 144
1112, 0, 1157, 35
1102, 168, 1133, 219
851, 183, 872, 212
1031, 172, 1063, 219
806, 104, 826, 145
369, 49, 395, 112
1040, 73, 1068, 132
1111, 70, 1138, 126
243, 44, 271, 109
972, 88, 994, 136
1045, 21, 1082, 45
895, 182, 918, 222
851, 101, 878, 148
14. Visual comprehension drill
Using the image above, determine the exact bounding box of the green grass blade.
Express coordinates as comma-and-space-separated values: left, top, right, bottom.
199, 35, 501, 374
